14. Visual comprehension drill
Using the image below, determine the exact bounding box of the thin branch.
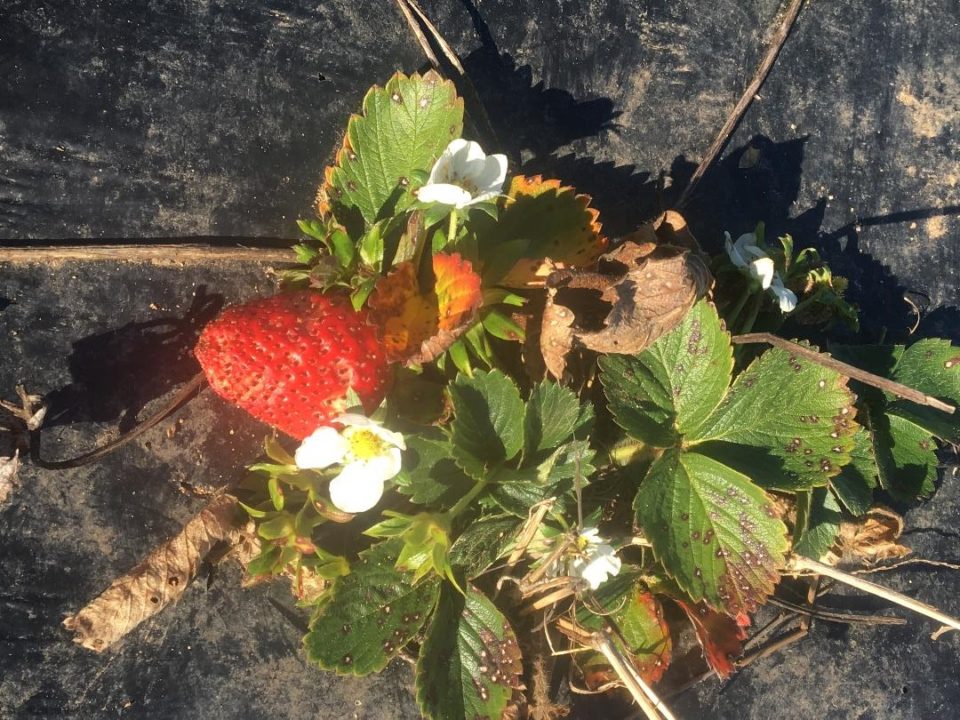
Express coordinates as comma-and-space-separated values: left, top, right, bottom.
852, 558, 960, 575
0, 245, 294, 264
392, 0, 441, 67
394, 0, 500, 150
766, 596, 906, 625
732, 332, 956, 414
735, 624, 809, 670
677, 0, 806, 208
790, 555, 960, 632
31, 373, 207, 470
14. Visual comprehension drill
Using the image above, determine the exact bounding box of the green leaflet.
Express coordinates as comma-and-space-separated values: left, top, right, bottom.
304, 540, 440, 676
793, 487, 842, 560
397, 434, 475, 508
600, 300, 732, 448
325, 70, 464, 227
691, 344, 858, 490
448, 515, 520, 579
830, 427, 878, 516
450, 369, 526, 478
416, 585, 522, 720
635, 449, 788, 616
523, 380, 594, 457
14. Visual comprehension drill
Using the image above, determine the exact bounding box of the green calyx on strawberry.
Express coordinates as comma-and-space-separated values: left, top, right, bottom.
195, 290, 391, 439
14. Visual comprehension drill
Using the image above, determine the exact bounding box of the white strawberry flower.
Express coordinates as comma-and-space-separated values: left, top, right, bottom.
725, 231, 797, 314
770, 275, 798, 313
295, 414, 406, 514
568, 527, 622, 590
416, 139, 508, 209
725, 231, 775, 289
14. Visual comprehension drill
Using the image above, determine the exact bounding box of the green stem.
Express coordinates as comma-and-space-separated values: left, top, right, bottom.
738, 290, 765, 335
447, 208, 459, 246
446, 476, 489, 519
725, 283, 753, 329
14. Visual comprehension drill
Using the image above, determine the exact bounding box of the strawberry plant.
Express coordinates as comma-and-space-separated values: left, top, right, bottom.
58, 69, 960, 720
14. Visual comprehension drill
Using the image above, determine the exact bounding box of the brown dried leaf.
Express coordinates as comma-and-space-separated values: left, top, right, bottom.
64, 494, 246, 652
0, 451, 19, 506
540, 240, 712, 378
827, 505, 911, 566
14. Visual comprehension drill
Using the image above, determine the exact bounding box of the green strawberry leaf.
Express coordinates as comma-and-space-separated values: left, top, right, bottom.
322, 70, 464, 227
523, 381, 593, 456
692, 344, 858, 490
830, 427, 878, 516
875, 413, 940, 500
488, 441, 595, 517
304, 540, 440, 676
416, 585, 522, 720
450, 370, 525, 478
600, 300, 733, 448
887, 339, 960, 443
397, 434, 475, 508
448, 515, 521, 579
635, 449, 788, 616
794, 487, 842, 560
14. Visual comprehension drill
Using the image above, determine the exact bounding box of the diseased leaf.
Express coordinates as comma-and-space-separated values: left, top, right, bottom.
635, 450, 788, 616
794, 487, 842, 560
448, 516, 520, 579
541, 241, 711, 378
416, 585, 522, 720
368, 252, 482, 364
64, 495, 248, 652
577, 577, 672, 686
600, 300, 732, 447
692, 344, 859, 490
450, 370, 525, 478
304, 539, 440, 675
397, 434, 475, 508
476, 175, 606, 288
889, 339, 960, 442
317, 70, 464, 226
675, 600, 749, 679
523, 381, 593, 456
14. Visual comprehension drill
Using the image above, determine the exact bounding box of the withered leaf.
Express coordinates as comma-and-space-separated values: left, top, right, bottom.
826, 505, 911, 566
675, 599, 749, 679
0, 451, 19, 506
64, 494, 247, 652
540, 240, 712, 378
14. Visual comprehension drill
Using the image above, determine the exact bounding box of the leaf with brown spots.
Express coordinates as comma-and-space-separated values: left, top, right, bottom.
416, 584, 523, 720
63, 494, 248, 652
635, 449, 789, 617
541, 240, 711, 379
367, 252, 482, 364
315, 70, 464, 228
476, 175, 606, 288
675, 599, 749, 679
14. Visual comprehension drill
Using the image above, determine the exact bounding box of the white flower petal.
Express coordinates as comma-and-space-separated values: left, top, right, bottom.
579, 527, 601, 544
368, 424, 406, 451
295, 427, 349, 469
725, 232, 747, 268
428, 139, 467, 184
473, 154, 508, 195
572, 544, 622, 590
335, 413, 377, 429
417, 183, 474, 208
749, 256, 775, 289
328, 462, 386, 514
771, 277, 798, 313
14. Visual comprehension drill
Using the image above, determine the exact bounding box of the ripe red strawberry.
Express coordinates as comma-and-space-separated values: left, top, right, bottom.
194, 291, 390, 439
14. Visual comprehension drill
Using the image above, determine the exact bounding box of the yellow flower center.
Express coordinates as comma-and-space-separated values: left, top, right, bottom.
344, 428, 389, 461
